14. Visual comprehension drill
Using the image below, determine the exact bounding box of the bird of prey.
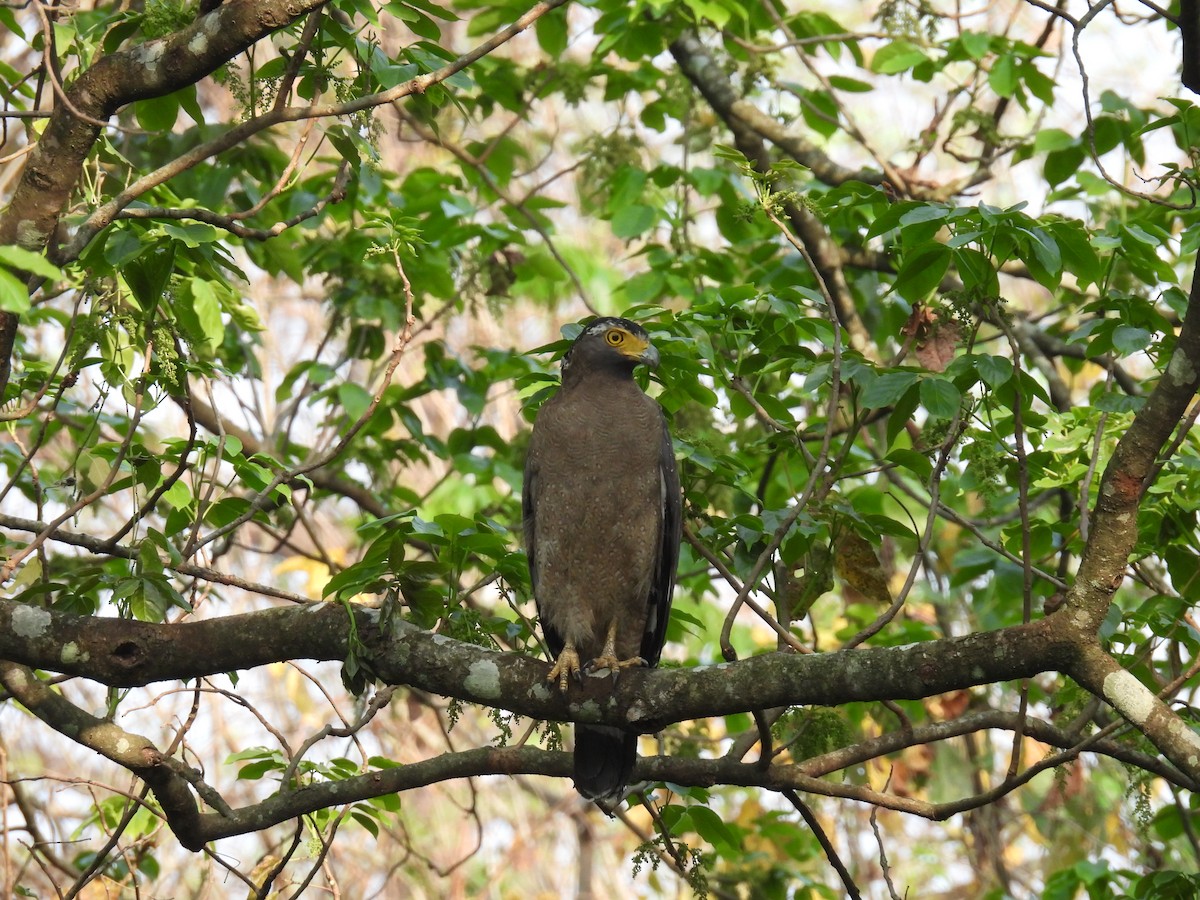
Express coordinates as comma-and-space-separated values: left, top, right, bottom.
523, 317, 681, 801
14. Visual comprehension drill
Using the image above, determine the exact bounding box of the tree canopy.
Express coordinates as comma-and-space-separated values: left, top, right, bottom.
3, 0, 1200, 896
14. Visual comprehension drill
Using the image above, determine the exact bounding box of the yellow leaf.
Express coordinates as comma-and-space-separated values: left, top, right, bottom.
834, 530, 892, 606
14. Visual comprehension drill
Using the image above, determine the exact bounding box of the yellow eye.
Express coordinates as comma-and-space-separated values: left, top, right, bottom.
606, 330, 624, 345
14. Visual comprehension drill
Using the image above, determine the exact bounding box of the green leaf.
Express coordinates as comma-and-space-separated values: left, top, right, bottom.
122, 243, 176, 308
236, 758, 287, 780
687, 805, 739, 850
828, 75, 873, 93
611, 204, 657, 238
535, 7, 568, 55
683, 0, 732, 29
975, 354, 1013, 388
606, 167, 647, 211
894, 243, 951, 301
920, 377, 961, 418
1019, 226, 1062, 287
898, 204, 949, 227
0, 268, 30, 313
1044, 145, 1085, 187
0, 245, 64, 281
989, 54, 1017, 97
135, 93, 179, 132
339, 383, 374, 421
959, 31, 991, 60
189, 280, 225, 347
871, 40, 929, 74
887, 448, 933, 481
163, 221, 220, 247
861, 371, 920, 408
1034, 128, 1075, 152
1112, 325, 1152, 354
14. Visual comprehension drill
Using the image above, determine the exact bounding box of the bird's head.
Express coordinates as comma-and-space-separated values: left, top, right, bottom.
560, 317, 660, 379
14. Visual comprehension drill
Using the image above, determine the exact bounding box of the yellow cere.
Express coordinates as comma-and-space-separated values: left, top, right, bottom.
607, 328, 649, 358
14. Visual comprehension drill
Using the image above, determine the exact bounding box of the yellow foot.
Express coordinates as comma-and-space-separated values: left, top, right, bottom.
547, 646, 582, 692
584, 655, 647, 681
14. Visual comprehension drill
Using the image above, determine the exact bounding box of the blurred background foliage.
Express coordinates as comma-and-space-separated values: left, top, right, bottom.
3, 0, 1200, 896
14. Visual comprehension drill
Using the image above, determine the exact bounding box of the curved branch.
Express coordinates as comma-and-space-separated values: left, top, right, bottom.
667, 31, 882, 188
0, 0, 332, 256
182, 393, 391, 520
0, 660, 204, 847
670, 30, 872, 352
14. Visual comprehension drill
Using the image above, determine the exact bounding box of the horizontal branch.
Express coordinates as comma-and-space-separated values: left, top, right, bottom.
145, 703, 1200, 847
0, 598, 350, 685
6, 595, 1200, 849
0, 596, 1079, 728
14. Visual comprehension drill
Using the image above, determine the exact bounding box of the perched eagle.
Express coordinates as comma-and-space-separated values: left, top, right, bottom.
523, 317, 681, 801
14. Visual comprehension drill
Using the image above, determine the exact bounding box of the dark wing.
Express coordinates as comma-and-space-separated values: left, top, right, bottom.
523, 436, 565, 659
521, 454, 537, 596
640, 413, 680, 666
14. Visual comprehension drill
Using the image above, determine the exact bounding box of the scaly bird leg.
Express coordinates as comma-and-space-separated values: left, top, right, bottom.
585, 619, 647, 680
547, 640, 582, 692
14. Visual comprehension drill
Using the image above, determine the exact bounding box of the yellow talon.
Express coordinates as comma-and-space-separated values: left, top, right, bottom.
586, 620, 647, 677
547, 644, 582, 692
586, 654, 647, 674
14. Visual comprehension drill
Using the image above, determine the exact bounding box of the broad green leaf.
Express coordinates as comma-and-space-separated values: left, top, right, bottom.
861, 371, 920, 408
1112, 325, 1152, 354
894, 243, 951, 301
611, 204, 657, 238
871, 40, 929, 74
1034, 128, 1075, 152
898, 205, 949, 227
959, 31, 991, 59
189, 280, 225, 347
0, 245, 64, 281
122, 243, 176, 307
339, 383, 375, 421
135, 93, 179, 132
537, 6, 568, 53
0, 268, 29, 312
989, 54, 1017, 97
920, 377, 961, 418
975, 354, 1013, 388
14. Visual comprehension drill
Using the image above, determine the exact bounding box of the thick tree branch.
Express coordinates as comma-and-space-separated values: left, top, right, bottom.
1069, 644, 1200, 788
1028, 252, 1200, 783
5, 595, 1199, 850
59, 0, 571, 264
1, 0, 329, 254
0, 0, 571, 396
0, 598, 350, 685
1065, 252, 1200, 632
0, 596, 1080, 728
